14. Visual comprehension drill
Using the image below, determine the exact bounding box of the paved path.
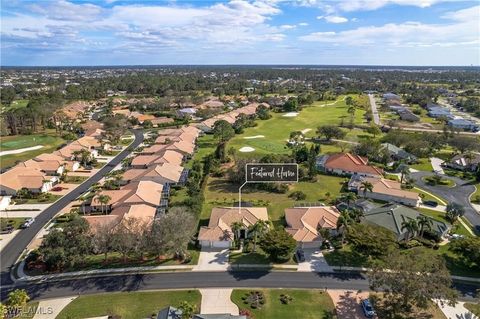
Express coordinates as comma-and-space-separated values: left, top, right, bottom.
194, 248, 230, 271
328, 289, 370, 319
0, 129, 144, 286
199, 289, 238, 315
430, 157, 445, 174
368, 94, 380, 125
0, 145, 44, 157
33, 296, 77, 319
298, 249, 333, 272
434, 299, 479, 319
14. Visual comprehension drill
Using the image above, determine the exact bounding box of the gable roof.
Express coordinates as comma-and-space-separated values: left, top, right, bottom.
198, 207, 268, 242
0, 167, 47, 190
350, 175, 419, 200
325, 153, 383, 176
91, 181, 163, 208
285, 206, 340, 243
17, 159, 63, 173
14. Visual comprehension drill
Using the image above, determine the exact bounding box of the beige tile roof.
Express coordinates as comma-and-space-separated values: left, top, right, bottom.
34, 153, 77, 171
155, 132, 196, 145
362, 177, 419, 200
166, 141, 195, 155
285, 206, 340, 243
0, 167, 47, 190
111, 204, 156, 222
73, 136, 101, 149
16, 159, 62, 173
131, 150, 183, 167
198, 207, 268, 242
91, 181, 163, 208
151, 117, 174, 125
325, 153, 383, 177
142, 144, 170, 154
83, 214, 120, 231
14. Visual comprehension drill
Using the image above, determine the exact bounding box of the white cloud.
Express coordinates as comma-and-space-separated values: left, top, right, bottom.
298, 22, 309, 26
324, 15, 349, 23
298, 0, 463, 12
280, 24, 297, 29
300, 6, 479, 49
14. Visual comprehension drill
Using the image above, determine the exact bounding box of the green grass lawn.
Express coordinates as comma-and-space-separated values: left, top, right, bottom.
15, 194, 62, 204
464, 303, 480, 317
201, 174, 345, 228
323, 244, 370, 267
422, 175, 455, 188
63, 175, 88, 184
1, 217, 28, 230
231, 289, 337, 319
57, 290, 201, 319
417, 208, 473, 237
228, 95, 375, 157
411, 158, 433, 172
1, 99, 29, 111
1, 131, 66, 169
413, 187, 447, 205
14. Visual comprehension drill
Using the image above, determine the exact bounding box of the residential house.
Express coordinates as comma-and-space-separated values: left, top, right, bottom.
364, 204, 449, 241
448, 118, 479, 132
398, 109, 420, 122
0, 167, 58, 196
121, 163, 187, 187
156, 307, 246, 319
16, 159, 65, 176
155, 132, 196, 145
90, 180, 163, 212
445, 153, 480, 172
381, 143, 417, 163
427, 104, 453, 119
348, 175, 420, 207
284, 206, 340, 249
84, 204, 157, 231
198, 207, 268, 248
383, 93, 401, 101
151, 117, 174, 127
316, 153, 384, 177
176, 108, 198, 118
35, 153, 80, 171
131, 150, 184, 169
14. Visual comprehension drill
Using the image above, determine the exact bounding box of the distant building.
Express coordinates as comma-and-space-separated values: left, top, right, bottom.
381, 143, 417, 163
176, 107, 198, 118
383, 93, 401, 100
448, 118, 479, 132
445, 153, 480, 172
397, 109, 420, 122
427, 103, 453, 119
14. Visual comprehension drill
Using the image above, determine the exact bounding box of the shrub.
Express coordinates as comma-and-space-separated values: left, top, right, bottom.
280, 294, 293, 304
288, 191, 307, 201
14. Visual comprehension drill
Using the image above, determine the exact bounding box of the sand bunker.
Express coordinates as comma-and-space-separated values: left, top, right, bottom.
239, 146, 255, 152
282, 112, 299, 117
244, 135, 265, 139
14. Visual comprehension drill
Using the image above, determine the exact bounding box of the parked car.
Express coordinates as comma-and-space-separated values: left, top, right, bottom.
423, 200, 438, 207
361, 299, 376, 318
295, 249, 305, 262
0, 226, 14, 234
51, 186, 63, 191
21, 218, 35, 229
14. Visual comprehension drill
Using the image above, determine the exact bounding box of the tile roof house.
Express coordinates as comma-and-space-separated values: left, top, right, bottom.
121, 163, 187, 186
445, 153, 480, 172
151, 117, 175, 127
155, 132, 196, 145
130, 150, 184, 168
0, 167, 58, 196
34, 153, 80, 171
348, 175, 420, 207
381, 143, 417, 163
316, 153, 384, 177
285, 206, 340, 248
198, 207, 268, 248
364, 204, 449, 241
84, 204, 156, 231
90, 180, 163, 212
16, 159, 64, 176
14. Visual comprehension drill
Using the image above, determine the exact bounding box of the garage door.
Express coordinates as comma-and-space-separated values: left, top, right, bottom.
212, 240, 231, 248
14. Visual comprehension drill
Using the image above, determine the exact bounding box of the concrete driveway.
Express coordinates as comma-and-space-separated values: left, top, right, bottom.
297, 249, 333, 272
193, 247, 229, 271
199, 289, 239, 315
410, 171, 480, 229
328, 289, 371, 319
430, 157, 445, 174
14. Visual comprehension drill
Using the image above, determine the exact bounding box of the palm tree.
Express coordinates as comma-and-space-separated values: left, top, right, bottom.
417, 215, 433, 238
230, 221, 244, 245
249, 220, 269, 252
341, 192, 358, 207
401, 219, 419, 241
336, 211, 353, 245
360, 181, 374, 197
399, 164, 410, 184
98, 194, 111, 214
446, 202, 465, 223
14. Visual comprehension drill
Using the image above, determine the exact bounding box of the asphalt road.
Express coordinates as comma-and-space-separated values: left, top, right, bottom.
2, 271, 479, 302
410, 171, 480, 228
368, 94, 380, 125
0, 129, 144, 286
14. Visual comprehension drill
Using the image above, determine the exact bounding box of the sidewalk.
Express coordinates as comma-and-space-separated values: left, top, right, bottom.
33, 296, 77, 319
434, 299, 479, 319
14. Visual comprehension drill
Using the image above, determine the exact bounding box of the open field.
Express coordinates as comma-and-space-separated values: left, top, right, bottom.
231, 289, 336, 319
57, 290, 201, 319
0, 131, 66, 169
1, 99, 29, 111
228, 95, 375, 157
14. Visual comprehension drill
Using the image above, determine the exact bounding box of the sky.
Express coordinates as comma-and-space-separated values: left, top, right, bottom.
1, 0, 479, 66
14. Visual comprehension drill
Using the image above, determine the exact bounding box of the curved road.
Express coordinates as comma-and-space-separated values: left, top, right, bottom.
410, 171, 480, 228
1, 271, 479, 302
0, 129, 144, 286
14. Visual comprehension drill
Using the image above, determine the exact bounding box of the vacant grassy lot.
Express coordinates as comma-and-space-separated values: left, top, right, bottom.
228, 95, 374, 157
57, 290, 201, 319
1, 131, 66, 168
231, 289, 336, 319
